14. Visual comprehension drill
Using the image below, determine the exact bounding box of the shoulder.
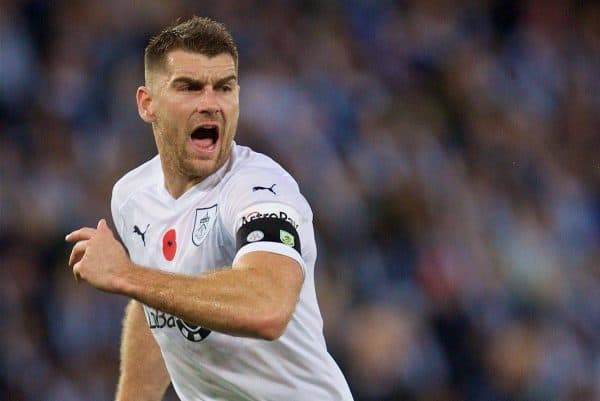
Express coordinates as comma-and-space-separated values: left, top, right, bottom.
222, 144, 305, 207
112, 155, 161, 211
224, 144, 300, 193
218, 144, 312, 228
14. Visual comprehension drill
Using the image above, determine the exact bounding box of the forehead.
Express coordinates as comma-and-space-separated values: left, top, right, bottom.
164, 50, 236, 80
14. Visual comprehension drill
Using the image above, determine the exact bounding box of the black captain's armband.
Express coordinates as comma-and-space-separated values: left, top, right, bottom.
236, 217, 301, 254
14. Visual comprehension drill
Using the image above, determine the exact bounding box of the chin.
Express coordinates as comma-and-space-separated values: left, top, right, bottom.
183, 144, 231, 179
183, 157, 220, 179
186, 160, 216, 178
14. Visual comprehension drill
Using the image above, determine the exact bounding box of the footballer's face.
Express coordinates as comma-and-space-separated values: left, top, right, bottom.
138, 50, 239, 192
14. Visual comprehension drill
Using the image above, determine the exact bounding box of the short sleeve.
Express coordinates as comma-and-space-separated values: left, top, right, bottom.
221, 166, 310, 275
111, 182, 128, 248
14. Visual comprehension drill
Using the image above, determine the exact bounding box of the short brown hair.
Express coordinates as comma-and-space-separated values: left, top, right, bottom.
144, 16, 238, 75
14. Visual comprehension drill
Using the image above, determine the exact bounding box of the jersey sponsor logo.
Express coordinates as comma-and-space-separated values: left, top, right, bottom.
252, 184, 277, 195
146, 308, 176, 328
280, 230, 295, 248
176, 319, 212, 342
133, 224, 149, 246
145, 308, 211, 342
162, 229, 177, 261
242, 210, 298, 230
246, 230, 264, 242
192, 204, 218, 246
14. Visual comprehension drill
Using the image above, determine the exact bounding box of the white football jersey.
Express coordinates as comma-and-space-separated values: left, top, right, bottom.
111, 143, 353, 401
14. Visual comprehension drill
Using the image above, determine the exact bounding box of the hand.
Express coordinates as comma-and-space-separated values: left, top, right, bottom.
66, 219, 133, 293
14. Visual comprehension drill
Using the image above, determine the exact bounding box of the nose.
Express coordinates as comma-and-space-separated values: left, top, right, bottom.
196, 86, 220, 116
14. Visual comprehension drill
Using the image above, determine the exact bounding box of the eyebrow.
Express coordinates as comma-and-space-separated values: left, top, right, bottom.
170, 74, 237, 88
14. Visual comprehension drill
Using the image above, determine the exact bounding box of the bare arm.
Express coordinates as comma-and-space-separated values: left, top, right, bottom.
115, 300, 170, 401
66, 220, 304, 340
124, 250, 303, 340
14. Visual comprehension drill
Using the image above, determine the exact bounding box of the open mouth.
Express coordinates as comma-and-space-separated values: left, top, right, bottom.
191, 124, 219, 151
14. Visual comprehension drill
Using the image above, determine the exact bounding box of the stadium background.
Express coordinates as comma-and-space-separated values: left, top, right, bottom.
1, 0, 599, 400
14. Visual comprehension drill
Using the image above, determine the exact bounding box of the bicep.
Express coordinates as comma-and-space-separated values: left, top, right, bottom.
234, 251, 304, 305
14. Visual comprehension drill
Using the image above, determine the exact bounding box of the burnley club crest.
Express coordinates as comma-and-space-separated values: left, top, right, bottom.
192, 204, 218, 246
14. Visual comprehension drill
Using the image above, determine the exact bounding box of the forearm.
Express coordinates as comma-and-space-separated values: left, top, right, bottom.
66, 223, 303, 340
116, 300, 170, 401
117, 252, 302, 340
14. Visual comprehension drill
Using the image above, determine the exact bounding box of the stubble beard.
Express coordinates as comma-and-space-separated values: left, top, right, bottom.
154, 122, 233, 183
180, 150, 226, 182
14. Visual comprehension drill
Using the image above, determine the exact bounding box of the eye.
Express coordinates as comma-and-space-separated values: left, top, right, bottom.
174, 83, 202, 92
219, 85, 232, 92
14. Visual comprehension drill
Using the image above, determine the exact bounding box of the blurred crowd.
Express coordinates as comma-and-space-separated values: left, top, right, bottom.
1, 0, 599, 400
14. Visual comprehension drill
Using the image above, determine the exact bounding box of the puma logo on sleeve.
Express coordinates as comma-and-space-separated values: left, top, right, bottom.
252, 184, 276, 195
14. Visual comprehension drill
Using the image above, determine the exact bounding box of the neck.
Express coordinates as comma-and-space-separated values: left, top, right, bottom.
160, 156, 230, 200
159, 157, 204, 200
163, 173, 202, 200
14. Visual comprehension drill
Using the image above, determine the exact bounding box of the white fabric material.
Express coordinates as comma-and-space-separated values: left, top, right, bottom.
111, 143, 353, 401
234, 202, 301, 232
233, 241, 306, 278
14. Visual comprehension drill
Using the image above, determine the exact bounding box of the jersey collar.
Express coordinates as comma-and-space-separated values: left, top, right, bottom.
158, 142, 236, 203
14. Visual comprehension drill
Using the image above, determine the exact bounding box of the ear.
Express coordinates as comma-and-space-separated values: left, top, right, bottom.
136, 86, 156, 123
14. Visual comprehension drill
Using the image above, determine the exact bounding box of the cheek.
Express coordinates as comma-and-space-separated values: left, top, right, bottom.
157, 105, 186, 136
222, 94, 239, 115
158, 97, 187, 121
224, 101, 240, 132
